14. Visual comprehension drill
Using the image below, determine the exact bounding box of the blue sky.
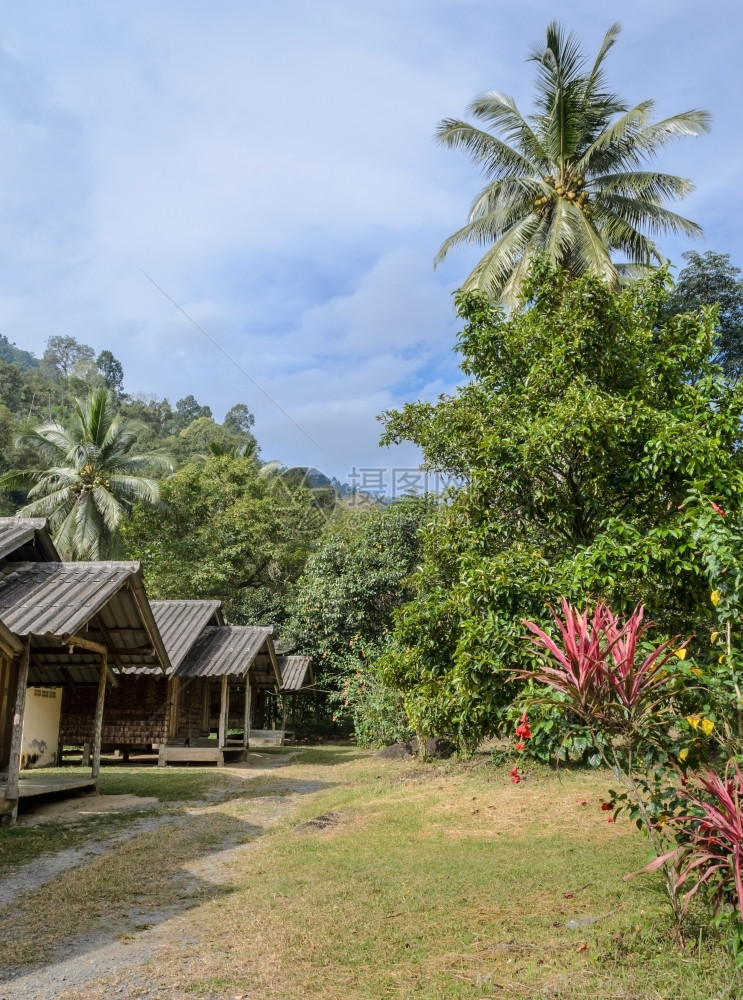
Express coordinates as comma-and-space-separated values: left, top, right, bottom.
0, 1, 739, 484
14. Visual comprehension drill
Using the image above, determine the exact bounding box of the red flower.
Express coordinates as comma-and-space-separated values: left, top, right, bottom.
511, 774, 522, 784
600, 802, 613, 811
510, 766, 519, 776
515, 741, 526, 751
606, 817, 615, 823
515, 722, 532, 739
711, 502, 726, 519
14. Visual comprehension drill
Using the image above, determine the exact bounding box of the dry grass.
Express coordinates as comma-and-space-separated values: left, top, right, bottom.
5, 748, 743, 999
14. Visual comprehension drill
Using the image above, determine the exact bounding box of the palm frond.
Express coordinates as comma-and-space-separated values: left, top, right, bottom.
575, 101, 654, 171
465, 92, 547, 162
563, 201, 616, 281
460, 214, 543, 298
92, 484, 125, 532
592, 170, 693, 202
435, 120, 540, 179
595, 195, 703, 239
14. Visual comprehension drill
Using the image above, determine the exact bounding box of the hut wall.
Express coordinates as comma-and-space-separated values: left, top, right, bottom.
175, 678, 210, 743
22, 687, 62, 768
60, 675, 169, 746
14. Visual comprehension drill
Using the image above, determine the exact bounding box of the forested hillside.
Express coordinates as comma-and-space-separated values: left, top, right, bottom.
0, 332, 419, 730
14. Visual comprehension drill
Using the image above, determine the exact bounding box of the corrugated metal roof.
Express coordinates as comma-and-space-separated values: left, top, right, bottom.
0, 561, 137, 636
278, 655, 314, 692
150, 600, 223, 671
0, 561, 171, 681
0, 518, 59, 563
176, 625, 276, 679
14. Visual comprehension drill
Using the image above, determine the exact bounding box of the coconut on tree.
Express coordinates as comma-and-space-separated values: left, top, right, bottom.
435, 22, 711, 305
1, 388, 173, 560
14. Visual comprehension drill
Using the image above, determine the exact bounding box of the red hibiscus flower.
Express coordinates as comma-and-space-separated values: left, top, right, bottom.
515, 741, 526, 751
711, 502, 726, 518
600, 802, 613, 811
515, 714, 532, 739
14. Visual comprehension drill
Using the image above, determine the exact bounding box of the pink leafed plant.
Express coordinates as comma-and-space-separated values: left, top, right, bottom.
641, 763, 743, 920
522, 599, 686, 727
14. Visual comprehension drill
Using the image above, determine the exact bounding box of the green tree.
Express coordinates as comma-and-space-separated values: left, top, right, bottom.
285, 496, 433, 745
436, 22, 710, 305
0, 335, 38, 371
379, 265, 743, 746
173, 394, 212, 431
666, 250, 743, 380
0, 361, 26, 412
0, 388, 173, 559
42, 335, 95, 380
121, 454, 331, 621
223, 403, 255, 437
96, 350, 125, 396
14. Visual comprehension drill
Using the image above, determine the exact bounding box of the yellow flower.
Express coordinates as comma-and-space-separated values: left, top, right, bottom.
673, 648, 687, 660
686, 715, 702, 730
690, 667, 703, 676
678, 748, 689, 761
711, 590, 722, 606
701, 718, 715, 736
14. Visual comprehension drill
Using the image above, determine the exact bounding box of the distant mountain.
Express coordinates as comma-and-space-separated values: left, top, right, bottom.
0, 335, 38, 371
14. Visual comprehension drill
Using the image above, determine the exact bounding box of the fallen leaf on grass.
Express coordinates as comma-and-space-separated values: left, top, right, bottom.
576, 941, 588, 952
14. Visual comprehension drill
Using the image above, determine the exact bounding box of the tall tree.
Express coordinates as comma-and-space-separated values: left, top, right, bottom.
173, 394, 212, 431
96, 350, 125, 396
436, 22, 710, 305
665, 251, 743, 380
0, 388, 172, 559
379, 265, 743, 746
41, 335, 95, 379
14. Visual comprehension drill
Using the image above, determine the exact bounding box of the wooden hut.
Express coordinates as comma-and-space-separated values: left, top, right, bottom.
270, 655, 315, 743
0, 518, 169, 825
59, 599, 284, 766
159, 624, 282, 765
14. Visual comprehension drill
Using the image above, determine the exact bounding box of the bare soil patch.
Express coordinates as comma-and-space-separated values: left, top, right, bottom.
17, 793, 160, 826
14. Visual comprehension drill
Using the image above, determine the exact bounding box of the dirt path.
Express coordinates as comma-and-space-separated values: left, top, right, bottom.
0, 810, 175, 908
0, 755, 318, 1000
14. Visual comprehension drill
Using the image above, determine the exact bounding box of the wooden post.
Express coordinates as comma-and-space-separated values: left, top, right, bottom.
168, 677, 180, 739
281, 694, 287, 737
242, 674, 251, 749
218, 674, 228, 749
5, 637, 30, 804
91, 651, 108, 780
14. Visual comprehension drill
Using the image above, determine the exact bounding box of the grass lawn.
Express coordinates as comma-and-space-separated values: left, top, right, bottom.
2, 746, 742, 999
157, 748, 743, 999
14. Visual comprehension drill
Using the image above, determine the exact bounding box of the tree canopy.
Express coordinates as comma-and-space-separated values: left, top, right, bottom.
665, 250, 743, 380
379, 264, 743, 746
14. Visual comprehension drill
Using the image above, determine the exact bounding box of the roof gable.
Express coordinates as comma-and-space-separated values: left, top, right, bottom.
0, 518, 60, 563
150, 600, 223, 671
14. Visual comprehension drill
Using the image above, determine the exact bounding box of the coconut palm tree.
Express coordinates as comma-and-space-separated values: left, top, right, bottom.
1, 388, 173, 559
435, 22, 711, 306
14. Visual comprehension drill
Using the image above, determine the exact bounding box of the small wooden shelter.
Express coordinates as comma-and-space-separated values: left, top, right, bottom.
0, 518, 169, 824
159, 623, 282, 765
